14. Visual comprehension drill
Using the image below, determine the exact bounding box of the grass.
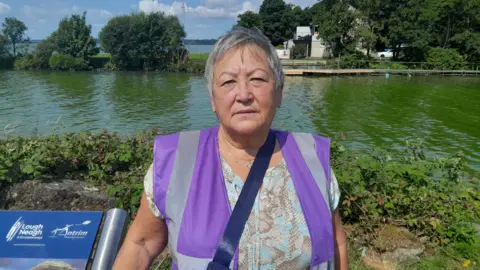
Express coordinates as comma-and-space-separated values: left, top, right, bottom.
91, 53, 112, 58
406, 237, 480, 269
188, 53, 209, 61
345, 236, 480, 270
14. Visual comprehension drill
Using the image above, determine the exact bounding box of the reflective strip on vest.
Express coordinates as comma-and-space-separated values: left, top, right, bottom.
293, 132, 332, 215
153, 126, 334, 270
164, 130, 201, 267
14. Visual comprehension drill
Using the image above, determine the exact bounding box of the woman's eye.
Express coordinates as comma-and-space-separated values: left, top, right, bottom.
251, 78, 265, 82
222, 80, 235, 86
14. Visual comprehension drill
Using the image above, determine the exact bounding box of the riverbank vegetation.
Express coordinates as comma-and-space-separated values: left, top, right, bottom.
0, 12, 194, 72
98, 13, 187, 71
0, 128, 478, 268
2, 0, 479, 72
236, 0, 480, 69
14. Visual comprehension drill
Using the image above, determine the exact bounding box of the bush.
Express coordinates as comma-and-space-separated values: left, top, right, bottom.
1, 129, 478, 247
14, 55, 35, 70
426, 48, 467, 70
48, 54, 88, 71
370, 62, 408, 70
88, 55, 111, 69
327, 52, 371, 69
0, 56, 15, 69
0, 128, 160, 214
332, 139, 479, 246
99, 12, 186, 71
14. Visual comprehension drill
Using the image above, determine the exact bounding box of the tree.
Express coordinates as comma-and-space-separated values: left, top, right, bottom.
259, 0, 295, 45
292, 6, 311, 28
100, 12, 186, 70
2, 17, 29, 56
350, 0, 382, 56
236, 11, 263, 30
0, 34, 8, 57
312, 0, 357, 57
53, 12, 99, 59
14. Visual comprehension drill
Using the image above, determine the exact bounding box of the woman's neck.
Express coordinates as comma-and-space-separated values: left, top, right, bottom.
218, 125, 270, 158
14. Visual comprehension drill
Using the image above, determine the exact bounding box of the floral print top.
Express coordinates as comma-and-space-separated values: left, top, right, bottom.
144, 157, 340, 270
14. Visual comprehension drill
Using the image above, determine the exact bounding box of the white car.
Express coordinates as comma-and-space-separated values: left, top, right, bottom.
377, 49, 393, 58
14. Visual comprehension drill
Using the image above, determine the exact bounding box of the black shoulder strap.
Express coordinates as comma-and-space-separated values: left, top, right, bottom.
208, 132, 276, 269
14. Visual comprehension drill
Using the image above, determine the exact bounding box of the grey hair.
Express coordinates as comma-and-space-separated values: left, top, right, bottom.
204, 27, 285, 98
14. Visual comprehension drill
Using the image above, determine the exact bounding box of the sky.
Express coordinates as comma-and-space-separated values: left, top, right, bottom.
0, 0, 317, 40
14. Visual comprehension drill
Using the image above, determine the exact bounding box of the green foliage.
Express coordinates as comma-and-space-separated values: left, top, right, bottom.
451, 31, 480, 63
14, 54, 37, 70
188, 53, 209, 61
54, 12, 99, 59
0, 34, 8, 57
12, 12, 98, 71
0, 128, 160, 214
405, 236, 480, 269
99, 12, 186, 71
88, 55, 111, 69
48, 54, 88, 71
1, 17, 29, 56
236, 1, 311, 46
426, 48, 467, 70
236, 11, 263, 31
1, 129, 478, 247
0, 56, 14, 69
327, 53, 372, 69
332, 138, 480, 247
259, 0, 296, 46
312, 0, 357, 57
370, 62, 408, 70
14, 33, 58, 70
292, 6, 311, 27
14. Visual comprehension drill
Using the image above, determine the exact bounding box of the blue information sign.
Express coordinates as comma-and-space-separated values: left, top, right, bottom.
0, 210, 103, 270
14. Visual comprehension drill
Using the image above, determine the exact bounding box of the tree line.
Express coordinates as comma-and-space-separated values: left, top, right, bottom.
236, 0, 480, 65
0, 12, 189, 71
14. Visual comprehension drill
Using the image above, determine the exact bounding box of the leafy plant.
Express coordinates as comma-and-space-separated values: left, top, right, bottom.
1, 129, 478, 248
49, 54, 88, 71
331, 139, 479, 247
426, 48, 467, 70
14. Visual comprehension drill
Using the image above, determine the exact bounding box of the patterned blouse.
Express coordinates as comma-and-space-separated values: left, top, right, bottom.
144, 157, 340, 270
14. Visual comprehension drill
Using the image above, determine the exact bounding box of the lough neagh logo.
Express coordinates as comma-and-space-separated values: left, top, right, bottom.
6, 217, 43, 242
50, 220, 91, 239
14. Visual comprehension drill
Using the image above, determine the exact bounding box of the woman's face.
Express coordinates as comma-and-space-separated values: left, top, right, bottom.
211, 45, 282, 136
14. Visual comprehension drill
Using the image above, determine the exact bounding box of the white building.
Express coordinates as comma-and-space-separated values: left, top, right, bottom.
310, 33, 330, 58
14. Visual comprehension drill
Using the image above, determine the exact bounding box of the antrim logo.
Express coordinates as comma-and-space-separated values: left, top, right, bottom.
50, 220, 91, 239
6, 217, 43, 242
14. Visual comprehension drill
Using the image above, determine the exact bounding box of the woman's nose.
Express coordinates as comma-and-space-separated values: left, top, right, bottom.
236, 80, 252, 102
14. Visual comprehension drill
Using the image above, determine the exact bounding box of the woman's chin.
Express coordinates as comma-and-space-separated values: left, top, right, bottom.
229, 121, 264, 136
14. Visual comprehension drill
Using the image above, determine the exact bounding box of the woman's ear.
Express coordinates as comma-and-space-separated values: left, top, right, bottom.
211, 99, 216, 112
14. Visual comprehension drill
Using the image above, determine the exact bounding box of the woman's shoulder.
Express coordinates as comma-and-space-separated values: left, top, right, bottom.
154, 126, 220, 148
272, 129, 331, 147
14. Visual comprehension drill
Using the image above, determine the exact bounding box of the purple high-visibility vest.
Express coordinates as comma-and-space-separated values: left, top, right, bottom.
153, 125, 335, 270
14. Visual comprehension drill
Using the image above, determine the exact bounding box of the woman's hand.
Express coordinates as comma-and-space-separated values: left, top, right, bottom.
112, 192, 168, 270
333, 209, 349, 270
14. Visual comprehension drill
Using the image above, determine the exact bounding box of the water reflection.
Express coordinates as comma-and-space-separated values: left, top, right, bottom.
1, 71, 479, 169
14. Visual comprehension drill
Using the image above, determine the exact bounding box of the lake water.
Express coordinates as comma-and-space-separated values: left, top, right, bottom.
186, 44, 214, 53
1, 71, 479, 170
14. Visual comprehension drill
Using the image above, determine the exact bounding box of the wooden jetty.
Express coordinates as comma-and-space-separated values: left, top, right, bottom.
283, 68, 480, 76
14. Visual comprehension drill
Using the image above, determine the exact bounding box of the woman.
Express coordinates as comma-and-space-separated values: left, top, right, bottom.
113, 27, 348, 270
